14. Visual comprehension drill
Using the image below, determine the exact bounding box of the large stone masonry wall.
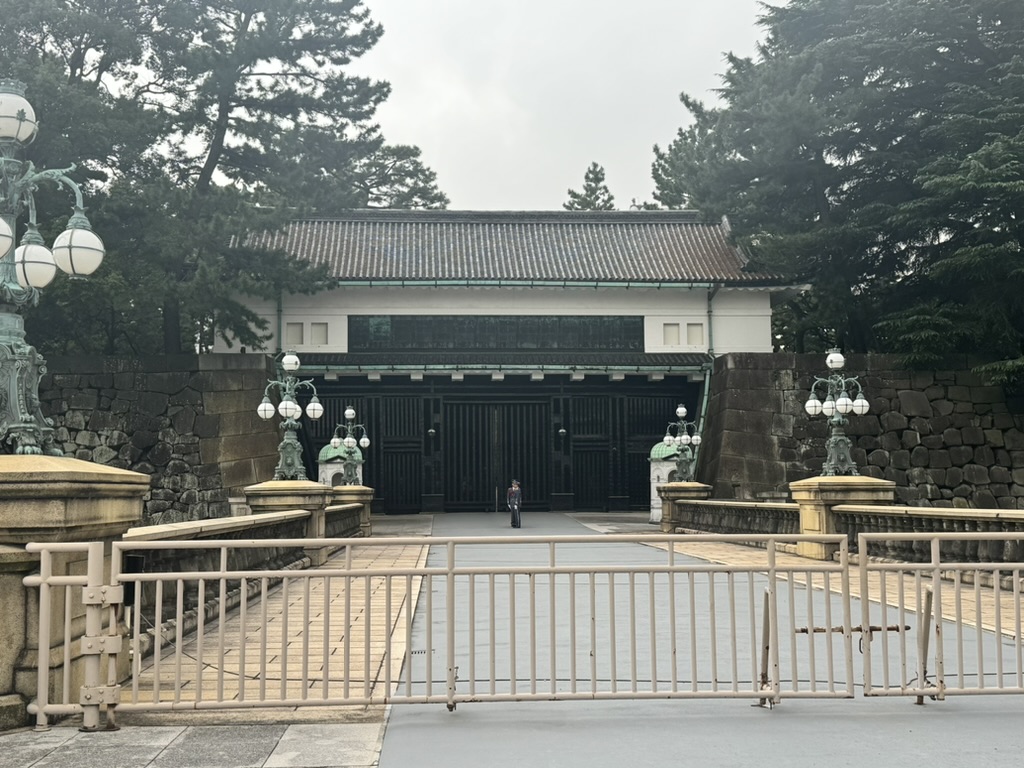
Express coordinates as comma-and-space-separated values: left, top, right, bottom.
40, 354, 281, 525
699, 353, 1024, 508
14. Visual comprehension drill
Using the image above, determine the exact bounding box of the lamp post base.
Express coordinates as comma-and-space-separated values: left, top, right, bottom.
0, 309, 59, 456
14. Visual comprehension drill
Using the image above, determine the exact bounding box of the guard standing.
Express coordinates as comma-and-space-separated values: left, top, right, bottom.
507, 479, 522, 528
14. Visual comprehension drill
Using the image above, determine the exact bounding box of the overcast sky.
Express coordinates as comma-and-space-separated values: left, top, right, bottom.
350, 0, 765, 211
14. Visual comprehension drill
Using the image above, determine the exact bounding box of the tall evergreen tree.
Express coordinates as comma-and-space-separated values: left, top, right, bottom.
652, 0, 1024, 380
0, 0, 448, 355
564, 162, 616, 211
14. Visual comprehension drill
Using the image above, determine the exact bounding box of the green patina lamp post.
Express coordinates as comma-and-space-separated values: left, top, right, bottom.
663, 403, 702, 482
0, 80, 106, 455
329, 405, 370, 486
256, 351, 324, 479
803, 348, 870, 476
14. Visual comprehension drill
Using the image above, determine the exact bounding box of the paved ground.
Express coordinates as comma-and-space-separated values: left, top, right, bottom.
4, 511, 1024, 768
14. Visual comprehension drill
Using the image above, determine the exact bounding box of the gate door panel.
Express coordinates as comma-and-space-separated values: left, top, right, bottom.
443, 401, 550, 511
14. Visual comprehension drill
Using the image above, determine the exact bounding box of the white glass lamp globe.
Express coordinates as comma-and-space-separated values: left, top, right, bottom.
692, 435, 702, 446
359, 435, 370, 449
0, 217, 14, 257
825, 350, 845, 370
52, 226, 105, 277
852, 395, 870, 415
344, 406, 356, 421
676, 404, 687, 419
343, 435, 357, 449
804, 395, 823, 416
663, 434, 673, 446
821, 397, 837, 417
0, 84, 38, 143
278, 397, 301, 420
836, 392, 854, 414
679, 433, 691, 446
305, 396, 323, 420
14, 241, 56, 288
330, 436, 342, 449
281, 352, 300, 372
257, 397, 276, 420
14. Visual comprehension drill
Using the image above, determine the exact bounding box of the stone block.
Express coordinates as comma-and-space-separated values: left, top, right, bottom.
974, 490, 997, 509
921, 436, 943, 449
171, 407, 197, 434
963, 464, 990, 484
947, 385, 971, 401
1005, 430, 1024, 450
169, 388, 204, 406
932, 399, 954, 416
928, 450, 951, 468
880, 432, 902, 451
138, 391, 170, 416
880, 411, 908, 432
948, 446, 973, 466
910, 445, 930, 467
890, 450, 911, 470
913, 416, 936, 437
884, 468, 908, 486
971, 386, 1005, 404
901, 430, 921, 449
941, 427, 962, 446
202, 389, 255, 415
973, 445, 995, 466
898, 390, 932, 417
990, 467, 1012, 484
867, 449, 889, 468
961, 426, 985, 445
911, 372, 935, 390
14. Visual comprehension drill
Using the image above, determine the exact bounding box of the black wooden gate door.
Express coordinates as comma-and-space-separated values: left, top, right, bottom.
443, 401, 549, 511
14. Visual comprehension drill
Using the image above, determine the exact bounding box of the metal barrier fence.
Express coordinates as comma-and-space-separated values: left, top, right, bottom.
859, 531, 1024, 700
22, 531, 1024, 730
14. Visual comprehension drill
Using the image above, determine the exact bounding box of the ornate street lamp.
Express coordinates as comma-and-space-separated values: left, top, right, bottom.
0, 80, 106, 454
803, 348, 870, 476
256, 351, 324, 480
329, 406, 370, 486
663, 403, 702, 482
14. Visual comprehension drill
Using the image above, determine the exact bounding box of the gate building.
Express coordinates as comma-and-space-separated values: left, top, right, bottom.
219, 209, 789, 513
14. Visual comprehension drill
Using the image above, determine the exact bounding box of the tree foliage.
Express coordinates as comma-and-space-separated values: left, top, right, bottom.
564, 162, 615, 211
0, 0, 447, 355
652, 0, 1024, 379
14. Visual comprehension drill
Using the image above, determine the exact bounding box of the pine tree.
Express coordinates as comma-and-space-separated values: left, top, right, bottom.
564, 163, 615, 211
652, 0, 1024, 378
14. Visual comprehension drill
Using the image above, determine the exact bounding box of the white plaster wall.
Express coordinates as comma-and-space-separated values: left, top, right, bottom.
709, 291, 774, 354
213, 287, 775, 355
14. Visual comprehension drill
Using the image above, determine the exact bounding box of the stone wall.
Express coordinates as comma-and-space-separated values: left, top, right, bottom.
699, 353, 1024, 508
40, 354, 282, 524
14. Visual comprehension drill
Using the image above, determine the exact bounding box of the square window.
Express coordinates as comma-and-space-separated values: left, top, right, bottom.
285, 322, 304, 346
686, 323, 704, 346
311, 322, 328, 345
663, 323, 680, 346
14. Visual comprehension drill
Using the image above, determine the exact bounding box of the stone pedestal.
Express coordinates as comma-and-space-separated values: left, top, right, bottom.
656, 482, 713, 533
0, 456, 148, 729
331, 486, 374, 538
789, 475, 896, 559
244, 480, 334, 565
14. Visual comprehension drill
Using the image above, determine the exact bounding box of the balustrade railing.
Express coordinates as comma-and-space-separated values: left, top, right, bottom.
834, 506, 1024, 565
673, 500, 800, 538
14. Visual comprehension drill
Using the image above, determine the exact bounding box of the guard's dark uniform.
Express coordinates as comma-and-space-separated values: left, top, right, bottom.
507, 481, 522, 528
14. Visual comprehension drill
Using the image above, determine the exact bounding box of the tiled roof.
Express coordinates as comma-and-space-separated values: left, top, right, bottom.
298, 351, 711, 371
251, 210, 782, 285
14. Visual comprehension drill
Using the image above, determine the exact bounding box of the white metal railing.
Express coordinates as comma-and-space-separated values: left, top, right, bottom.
23, 531, 1024, 729
859, 531, 1024, 699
